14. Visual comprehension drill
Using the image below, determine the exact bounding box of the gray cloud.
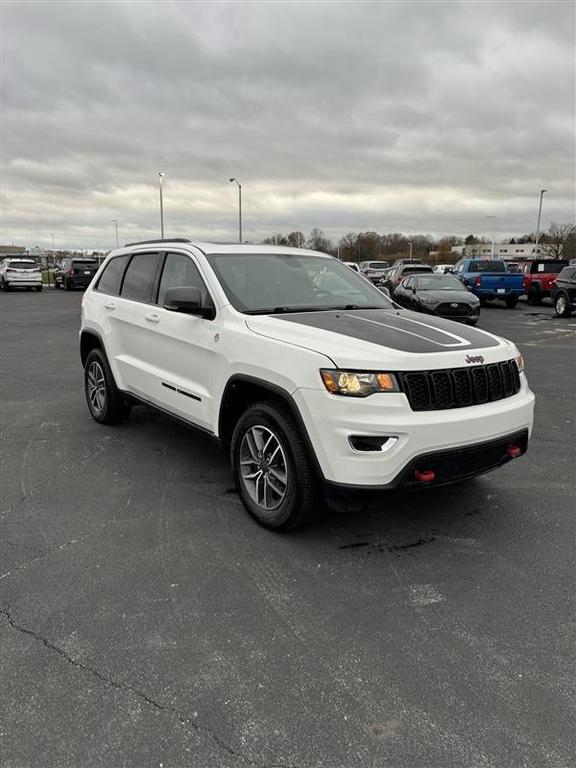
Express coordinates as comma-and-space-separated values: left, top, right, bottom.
2, 0, 574, 250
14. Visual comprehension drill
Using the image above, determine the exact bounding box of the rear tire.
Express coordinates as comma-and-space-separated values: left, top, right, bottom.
526, 288, 541, 306
505, 295, 518, 308
36, 285, 42, 292
554, 292, 572, 317
65, 280, 72, 291
54, 280, 60, 289
84, 349, 131, 425
231, 401, 318, 531
3, 281, 10, 292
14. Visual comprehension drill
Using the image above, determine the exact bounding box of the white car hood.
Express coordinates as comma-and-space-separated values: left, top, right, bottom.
246, 309, 511, 370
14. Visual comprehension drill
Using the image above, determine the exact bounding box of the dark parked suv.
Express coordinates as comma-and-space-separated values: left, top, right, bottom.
551, 266, 576, 317
54, 258, 99, 290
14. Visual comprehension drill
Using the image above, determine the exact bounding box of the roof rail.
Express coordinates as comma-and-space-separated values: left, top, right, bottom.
124, 238, 192, 247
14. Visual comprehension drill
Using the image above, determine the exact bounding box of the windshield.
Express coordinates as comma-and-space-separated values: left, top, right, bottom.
72, 260, 98, 269
417, 275, 465, 290
8, 261, 37, 270
469, 261, 506, 273
366, 262, 387, 270
532, 261, 568, 273
205, 253, 393, 314
401, 266, 432, 276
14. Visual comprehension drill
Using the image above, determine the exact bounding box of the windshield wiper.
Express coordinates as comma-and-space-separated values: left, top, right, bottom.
244, 304, 387, 315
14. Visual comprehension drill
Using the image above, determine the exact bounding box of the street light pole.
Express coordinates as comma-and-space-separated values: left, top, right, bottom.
408, 241, 413, 261
229, 178, 242, 243
486, 216, 496, 259
158, 172, 165, 239
534, 189, 547, 255
110, 219, 119, 248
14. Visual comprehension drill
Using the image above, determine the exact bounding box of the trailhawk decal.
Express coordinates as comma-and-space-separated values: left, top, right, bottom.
276, 309, 500, 354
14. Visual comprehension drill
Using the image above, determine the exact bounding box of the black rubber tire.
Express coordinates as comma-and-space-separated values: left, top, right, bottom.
526, 288, 541, 306
3, 281, 10, 292
479, 297, 490, 307
84, 348, 131, 425
554, 292, 572, 318
231, 401, 318, 531
465, 318, 478, 326
65, 280, 72, 291
505, 296, 519, 308
36, 285, 42, 292
54, 280, 60, 289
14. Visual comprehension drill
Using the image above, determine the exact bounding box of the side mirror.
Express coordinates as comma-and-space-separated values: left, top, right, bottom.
163, 287, 215, 319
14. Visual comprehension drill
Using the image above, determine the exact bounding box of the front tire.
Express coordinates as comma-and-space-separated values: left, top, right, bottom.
554, 293, 572, 317
84, 349, 131, 424
231, 402, 318, 531
505, 295, 519, 308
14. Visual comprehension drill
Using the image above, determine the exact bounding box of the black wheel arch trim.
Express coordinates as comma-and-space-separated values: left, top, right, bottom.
80, 328, 107, 365
219, 374, 326, 480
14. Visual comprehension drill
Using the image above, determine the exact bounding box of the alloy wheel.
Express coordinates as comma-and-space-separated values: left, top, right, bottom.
239, 425, 288, 511
87, 361, 107, 415
556, 296, 567, 315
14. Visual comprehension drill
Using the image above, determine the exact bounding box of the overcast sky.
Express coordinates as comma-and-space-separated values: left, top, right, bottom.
2, 0, 574, 251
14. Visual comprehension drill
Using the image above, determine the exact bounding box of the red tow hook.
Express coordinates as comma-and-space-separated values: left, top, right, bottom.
414, 469, 435, 483
507, 445, 522, 459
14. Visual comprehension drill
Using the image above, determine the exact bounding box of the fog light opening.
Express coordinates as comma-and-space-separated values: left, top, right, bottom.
349, 435, 396, 453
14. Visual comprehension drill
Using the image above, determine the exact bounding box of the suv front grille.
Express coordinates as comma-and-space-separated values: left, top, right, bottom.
398, 360, 520, 411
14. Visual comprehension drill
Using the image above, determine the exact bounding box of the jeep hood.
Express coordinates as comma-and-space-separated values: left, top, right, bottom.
245, 308, 508, 369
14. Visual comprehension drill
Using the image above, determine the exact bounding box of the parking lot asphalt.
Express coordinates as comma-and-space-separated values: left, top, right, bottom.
1, 290, 575, 768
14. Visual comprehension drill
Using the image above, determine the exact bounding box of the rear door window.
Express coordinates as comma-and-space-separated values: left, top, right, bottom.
97, 255, 130, 296
121, 253, 160, 302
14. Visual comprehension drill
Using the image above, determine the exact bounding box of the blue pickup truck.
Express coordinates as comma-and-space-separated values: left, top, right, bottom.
452, 259, 525, 307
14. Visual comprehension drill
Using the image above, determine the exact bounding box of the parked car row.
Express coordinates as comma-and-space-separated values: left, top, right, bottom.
4, 251, 574, 320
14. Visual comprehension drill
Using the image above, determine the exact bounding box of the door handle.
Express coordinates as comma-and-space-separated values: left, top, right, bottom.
144, 313, 160, 323
104, 302, 116, 310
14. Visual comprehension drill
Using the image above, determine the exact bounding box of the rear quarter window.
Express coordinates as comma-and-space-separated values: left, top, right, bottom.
96, 255, 130, 295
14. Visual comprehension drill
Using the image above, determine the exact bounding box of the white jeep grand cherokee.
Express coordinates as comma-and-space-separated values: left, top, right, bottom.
80, 240, 535, 530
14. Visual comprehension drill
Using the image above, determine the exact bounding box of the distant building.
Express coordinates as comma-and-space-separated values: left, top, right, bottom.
0, 245, 26, 255
451, 243, 546, 259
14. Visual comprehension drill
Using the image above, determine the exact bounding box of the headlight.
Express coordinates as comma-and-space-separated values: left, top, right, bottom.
420, 296, 437, 305
515, 353, 525, 373
320, 369, 400, 397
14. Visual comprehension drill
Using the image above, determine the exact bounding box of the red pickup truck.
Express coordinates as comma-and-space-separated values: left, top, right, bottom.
517, 259, 568, 305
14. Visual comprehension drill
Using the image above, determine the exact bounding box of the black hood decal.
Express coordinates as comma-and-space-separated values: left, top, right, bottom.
276, 309, 500, 354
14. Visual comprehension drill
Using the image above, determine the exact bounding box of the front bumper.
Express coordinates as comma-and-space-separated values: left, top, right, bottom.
294, 378, 535, 487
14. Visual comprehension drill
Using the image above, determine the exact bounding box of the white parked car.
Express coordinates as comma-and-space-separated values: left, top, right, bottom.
433, 264, 454, 274
0, 258, 42, 291
343, 261, 360, 272
80, 240, 535, 530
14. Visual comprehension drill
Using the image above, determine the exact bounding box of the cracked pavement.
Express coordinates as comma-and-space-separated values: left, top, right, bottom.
1, 291, 575, 767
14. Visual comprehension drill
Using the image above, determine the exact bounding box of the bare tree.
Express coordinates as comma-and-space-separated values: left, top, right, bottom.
306, 228, 332, 254
540, 222, 576, 260
286, 231, 305, 248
